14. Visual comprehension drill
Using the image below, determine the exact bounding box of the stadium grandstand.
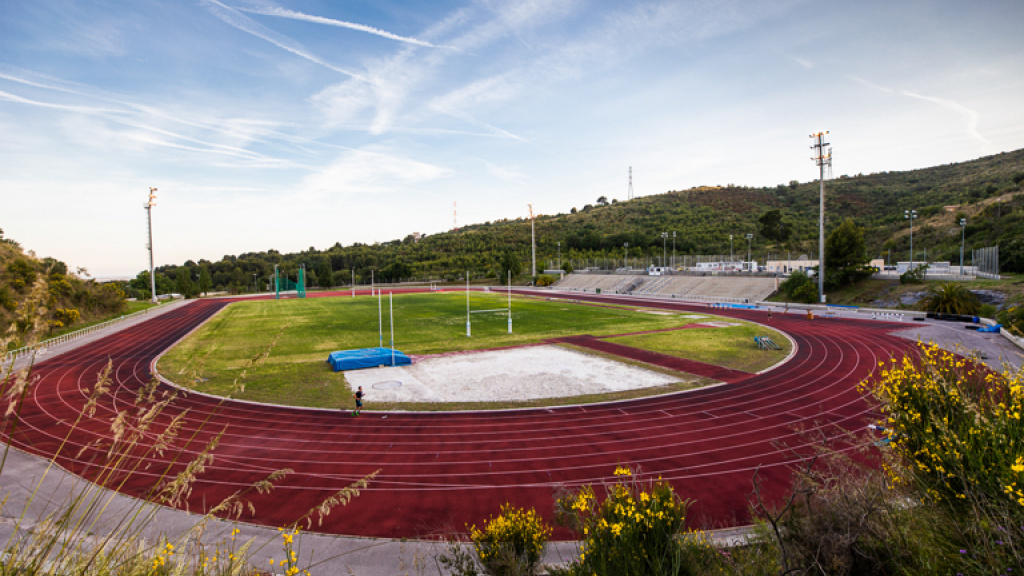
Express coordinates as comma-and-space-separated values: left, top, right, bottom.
552, 273, 777, 304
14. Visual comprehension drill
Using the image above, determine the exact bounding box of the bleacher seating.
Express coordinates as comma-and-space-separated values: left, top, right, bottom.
552, 273, 777, 303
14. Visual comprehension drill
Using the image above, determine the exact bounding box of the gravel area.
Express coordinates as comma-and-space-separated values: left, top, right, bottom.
343, 344, 683, 403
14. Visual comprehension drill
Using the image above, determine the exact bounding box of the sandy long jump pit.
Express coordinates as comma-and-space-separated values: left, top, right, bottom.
342, 345, 682, 403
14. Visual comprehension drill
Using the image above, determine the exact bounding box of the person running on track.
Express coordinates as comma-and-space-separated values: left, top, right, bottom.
352, 386, 364, 416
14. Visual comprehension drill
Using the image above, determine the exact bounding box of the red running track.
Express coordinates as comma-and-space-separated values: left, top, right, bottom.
1, 290, 915, 538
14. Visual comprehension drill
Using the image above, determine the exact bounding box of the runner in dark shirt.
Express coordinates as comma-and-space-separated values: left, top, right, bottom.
352, 386, 364, 416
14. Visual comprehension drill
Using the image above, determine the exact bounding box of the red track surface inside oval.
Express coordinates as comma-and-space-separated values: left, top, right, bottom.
1, 290, 915, 538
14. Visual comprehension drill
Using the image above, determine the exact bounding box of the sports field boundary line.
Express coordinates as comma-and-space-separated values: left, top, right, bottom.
148, 295, 744, 415
152, 342, 735, 416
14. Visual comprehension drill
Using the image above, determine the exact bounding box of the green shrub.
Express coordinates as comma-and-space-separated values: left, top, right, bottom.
869, 343, 1024, 512
779, 270, 816, 303
535, 274, 556, 287
6, 258, 37, 291
899, 264, 928, 284
468, 504, 551, 576
0, 286, 15, 312
998, 304, 1024, 337
864, 342, 1024, 573
554, 467, 721, 576
918, 283, 980, 315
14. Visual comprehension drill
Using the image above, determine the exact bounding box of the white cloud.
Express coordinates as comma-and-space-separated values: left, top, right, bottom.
200, 0, 368, 81
299, 149, 451, 199
239, 5, 445, 49
901, 90, 992, 148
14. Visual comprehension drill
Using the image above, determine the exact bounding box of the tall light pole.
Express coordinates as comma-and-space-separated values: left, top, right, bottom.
671, 231, 676, 268
557, 241, 561, 271
729, 234, 733, 265
528, 204, 536, 278
811, 131, 831, 304
253, 273, 257, 293
905, 209, 917, 270
746, 233, 753, 270
145, 187, 157, 303
959, 217, 967, 276
661, 232, 668, 267
624, 242, 629, 269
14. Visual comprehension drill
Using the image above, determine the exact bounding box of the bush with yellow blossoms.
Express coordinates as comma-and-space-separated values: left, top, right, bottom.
864, 341, 1024, 573
866, 342, 1024, 510
468, 503, 552, 576
553, 466, 721, 576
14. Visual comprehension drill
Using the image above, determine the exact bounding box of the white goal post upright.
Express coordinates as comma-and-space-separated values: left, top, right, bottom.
389, 291, 395, 366
466, 270, 513, 337
378, 290, 383, 348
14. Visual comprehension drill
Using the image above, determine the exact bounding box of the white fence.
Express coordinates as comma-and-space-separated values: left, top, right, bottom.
2, 304, 169, 369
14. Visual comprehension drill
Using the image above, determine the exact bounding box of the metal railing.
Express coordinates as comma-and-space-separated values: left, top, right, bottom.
3, 303, 169, 367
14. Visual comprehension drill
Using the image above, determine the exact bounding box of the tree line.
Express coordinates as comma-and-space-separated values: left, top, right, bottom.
120, 149, 1024, 298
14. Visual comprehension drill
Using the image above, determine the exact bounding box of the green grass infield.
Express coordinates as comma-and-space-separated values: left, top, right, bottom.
158, 292, 790, 410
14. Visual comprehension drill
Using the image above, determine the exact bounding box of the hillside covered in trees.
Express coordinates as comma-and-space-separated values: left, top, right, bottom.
1, 229, 126, 350
130, 148, 1024, 297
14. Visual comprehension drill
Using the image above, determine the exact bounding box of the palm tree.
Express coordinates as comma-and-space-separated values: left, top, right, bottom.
919, 283, 980, 315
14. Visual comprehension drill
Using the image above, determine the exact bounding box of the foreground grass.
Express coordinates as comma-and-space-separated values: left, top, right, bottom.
159, 293, 781, 409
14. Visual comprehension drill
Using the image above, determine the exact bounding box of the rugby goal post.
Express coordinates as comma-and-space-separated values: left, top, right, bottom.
465, 270, 513, 337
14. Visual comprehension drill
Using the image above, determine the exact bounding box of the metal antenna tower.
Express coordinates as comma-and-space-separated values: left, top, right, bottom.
628, 166, 634, 200
145, 187, 158, 303
810, 131, 832, 304
453, 201, 458, 232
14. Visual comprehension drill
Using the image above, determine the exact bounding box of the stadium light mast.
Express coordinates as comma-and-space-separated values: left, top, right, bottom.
905, 209, 917, 271
746, 233, 753, 270
145, 187, 158, 303
661, 232, 668, 267
624, 242, 629, 270
729, 234, 733, 265
959, 217, 967, 276
810, 131, 831, 303
672, 231, 676, 268
528, 204, 536, 279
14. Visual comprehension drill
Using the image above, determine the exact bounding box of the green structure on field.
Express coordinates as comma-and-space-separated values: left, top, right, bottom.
274, 265, 306, 299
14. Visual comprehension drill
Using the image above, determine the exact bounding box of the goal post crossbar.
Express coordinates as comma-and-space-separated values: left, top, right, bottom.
465, 270, 513, 337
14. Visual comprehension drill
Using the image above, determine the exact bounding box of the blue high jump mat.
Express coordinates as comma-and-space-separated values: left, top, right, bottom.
327, 347, 411, 371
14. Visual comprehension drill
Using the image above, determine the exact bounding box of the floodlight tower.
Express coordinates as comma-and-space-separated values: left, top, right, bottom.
661, 232, 668, 267
528, 204, 536, 278
145, 187, 158, 303
746, 233, 753, 270
905, 209, 917, 270
672, 231, 676, 268
628, 166, 634, 200
810, 131, 831, 303
959, 217, 967, 276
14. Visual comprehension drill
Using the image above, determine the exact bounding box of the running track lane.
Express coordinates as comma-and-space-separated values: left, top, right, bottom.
1, 290, 916, 538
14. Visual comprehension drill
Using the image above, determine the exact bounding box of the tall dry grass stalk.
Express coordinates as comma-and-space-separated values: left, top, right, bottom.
1, 306, 377, 575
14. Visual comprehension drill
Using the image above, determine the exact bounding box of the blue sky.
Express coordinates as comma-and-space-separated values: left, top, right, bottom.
2, 0, 1023, 277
